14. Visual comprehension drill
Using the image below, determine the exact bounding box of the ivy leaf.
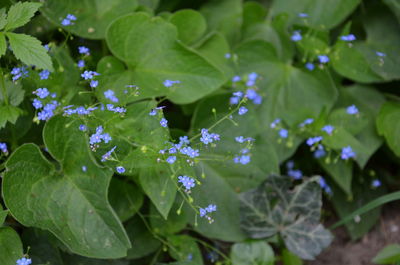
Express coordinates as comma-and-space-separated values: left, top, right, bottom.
4, 2, 42, 31
230, 240, 275, 265
6, 33, 53, 71
239, 175, 333, 260
2, 116, 131, 258
376, 102, 400, 157
0, 227, 23, 265
41, 0, 138, 39
106, 12, 225, 104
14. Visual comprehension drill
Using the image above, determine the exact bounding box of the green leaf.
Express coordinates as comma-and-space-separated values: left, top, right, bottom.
41, 0, 138, 39
106, 12, 225, 104
4, 2, 42, 30
169, 9, 207, 45
271, 0, 361, 29
0, 79, 24, 107
0, 32, 6, 57
0, 211, 7, 226
126, 216, 161, 259
0, 105, 23, 128
282, 249, 303, 265
231, 240, 275, 265
2, 116, 131, 258
109, 178, 144, 222
0, 227, 23, 265
97, 56, 125, 75
149, 200, 189, 236
377, 102, 400, 157
6, 33, 53, 71
373, 244, 400, 264
168, 235, 203, 264
239, 175, 333, 260
0, 8, 7, 30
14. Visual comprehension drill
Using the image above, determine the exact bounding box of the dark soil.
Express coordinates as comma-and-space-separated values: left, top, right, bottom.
309, 203, 400, 265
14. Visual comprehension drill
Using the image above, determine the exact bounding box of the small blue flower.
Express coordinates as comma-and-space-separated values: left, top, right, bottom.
101, 146, 116, 162
248, 72, 258, 81
246, 80, 255, 87
306, 136, 323, 146
291, 31, 302, 42
179, 136, 190, 145
286, 160, 294, 169
230, 96, 240, 105
299, 118, 314, 127
104, 89, 119, 103
288, 169, 302, 180
305, 62, 315, 71
61, 18, 72, 26
318, 55, 329, 64
199, 208, 207, 217
322, 125, 334, 135
43, 44, 50, 51
149, 109, 157, 116
298, 13, 308, 17
206, 204, 217, 213
39, 69, 50, 80
78, 46, 90, 55
32, 98, 42, 109
200, 129, 220, 145
178, 175, 196, 191
346, 105, 359, 115
33, 88, 49, 99
163, 80, 180, 87
11, 67, 29, 81
340, 34, 356, 42
180, 146, 199, 158
279, 129, 288, 138
376, 51, 386, 57
232, 75, 241, 82
160, 118, 168, 128
225, 53, 231, 59
82, 166, 87, 172
16, 258, 32, 265
341, 146, 356, 160
166, 156, 176, 164
77, 60, 85, 68
79, 124, 87, 131
319, 177, 332, 194
238, 106, 248, 115
90, 80, 98, 88
314, 147, 326, 158
169, 147, 177, 154
270, 118, 281, 129
0, 142, 8, 154
116, 166, 125, 174
66, 14, 77, 21
372, 179, 381, 188
81, 70, 99, 80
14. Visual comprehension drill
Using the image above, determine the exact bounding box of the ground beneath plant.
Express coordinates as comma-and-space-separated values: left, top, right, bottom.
308, 203, 400, 265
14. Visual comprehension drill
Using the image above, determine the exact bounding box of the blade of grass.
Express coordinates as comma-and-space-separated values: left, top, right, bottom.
331, 191, 400, 229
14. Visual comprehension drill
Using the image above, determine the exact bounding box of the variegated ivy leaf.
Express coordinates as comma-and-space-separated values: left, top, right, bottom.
239, 175, 333, 260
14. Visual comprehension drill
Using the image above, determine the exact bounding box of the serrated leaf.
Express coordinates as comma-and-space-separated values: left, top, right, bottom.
106, 12, 225, 104
377, 102, 400, 157
239, 175, 332, 260
0, 105, 23, 128
4, 2, 42, 30
6, 33, 53, 71
372, 244, 400, 264
231, 240, 274, 265
0, 32, 6, 57
0, 8, 7, 30
0, 227, 23, 265
41, 0, 138, 39
2, 116, 131, 258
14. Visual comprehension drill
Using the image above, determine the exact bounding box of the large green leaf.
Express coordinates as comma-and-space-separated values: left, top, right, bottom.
0, 227, 23, 265
271, 0, 361, 29
239, 175, 332, 260
4, 2, 42, 30
6, 33, 53, 71
2, 116, 131, 258
377, 102, 400, 157
106, 12, 225, 104
41, 0, 138, 39
230, 240, 275, 265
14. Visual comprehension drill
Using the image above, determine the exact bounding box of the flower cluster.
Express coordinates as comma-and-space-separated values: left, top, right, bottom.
11, 67, 28, 81
89, 126, 112, 149
178, 175, 196, 192
63, 105, 97, 116
163, 80, 180, 87
16, 257, 32, 265
32, 88, 59, 121
158, 136, 200, 165
61, 14, 76, 26
101, 146, 116, 162
39, 69, 50, 80
200, 129, 220, 145
286, 160, 303, 180
319, 177, 332, 194
199, 204, 217, 223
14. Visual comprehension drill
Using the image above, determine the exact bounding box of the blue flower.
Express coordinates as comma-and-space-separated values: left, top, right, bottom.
305, 62, 315, 71
279, 129, 288, 138
306, 136, 323, 146
101, 146, 116, 162
89, 126, 112, 146
79, 124, 87, 131
0, 142, 8, 154
66, 14, 77, 21
149, 109, 157, 116
34, 88, 50, 99
270, 118, 281, 128
78, 46, 90, 55
232, 76, 241, 82
199, 208, 207, 217
32, 98, 42, 109
248, 72, 258, 81
163, 80, 180, 87
319, 177, 332, 194
322, 125, 334, 135
376, 51, 386, 57
160, 118, 168, 128
238, 106, 248, 115
314, 147, 326, 158
206, 204, 217, 213
233, 155, 251, 165
346, 105, 359, 115
104, 89, 119, 103
225, 53, 231, 59
11, 67, 28, 81
299, 118, 314, 127
166, 156, 176, 164
340, 34, 356, 42
82, 166, 87, 172
106, 104, 126, 114
90, 80, 98, 88
200, 129, 220, 145
291, 31, 302, 42
286, 160, 294, 169
298, 13, 308, 17
230, 96, 240, 105
77, 60, 85, 68
318, 55, 329, 64
178, 175, 196, 191
246, 80, 255, 86
179, 136, 190, 145
341, 146, 356, 160
288, 169, 302, 180
81, 70, 99, 80
16, 258, 32, 265
61, 18, 72, 26
180, 147, 199, 158
116, 166, 125, 174
372, 179, 381, 188
39, 69, 50, 80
